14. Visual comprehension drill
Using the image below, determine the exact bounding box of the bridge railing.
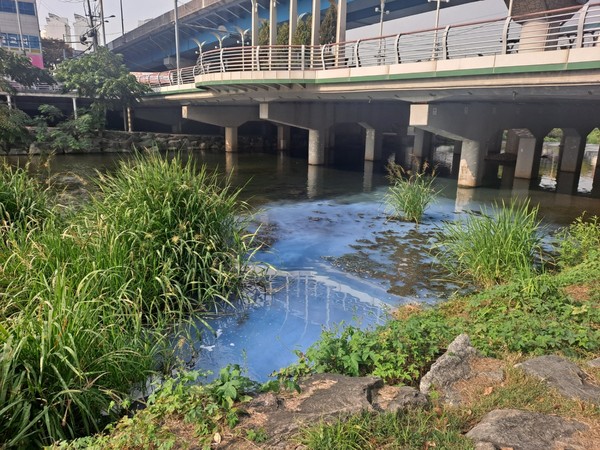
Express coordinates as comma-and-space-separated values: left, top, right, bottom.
135, 2, 600, 88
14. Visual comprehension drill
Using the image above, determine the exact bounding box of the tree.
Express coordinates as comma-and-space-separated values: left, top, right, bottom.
54, 47, 150, 128
293, 15, 312, 45
320, 0, 338, 45
0, 48, 55, 93
41, 38, 74, 68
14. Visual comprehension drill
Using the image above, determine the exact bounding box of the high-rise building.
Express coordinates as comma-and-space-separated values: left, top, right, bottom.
0, 0, 44, 68
72, 14, 89, 52
42, 13, 71, 42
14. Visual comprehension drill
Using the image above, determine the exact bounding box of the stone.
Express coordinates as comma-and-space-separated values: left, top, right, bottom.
588, 358, 600, 369
516, 355, 600, 405
467, 409, 588, 450
419, 334, 504, 406
220, 373, 383, 449
372, 385, 429, 412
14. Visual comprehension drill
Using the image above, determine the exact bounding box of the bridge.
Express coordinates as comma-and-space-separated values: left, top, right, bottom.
131, 2, 600, 196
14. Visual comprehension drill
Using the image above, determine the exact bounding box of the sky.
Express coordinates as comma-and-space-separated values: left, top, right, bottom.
36, 0, 184, 44
35, 0, 508, 45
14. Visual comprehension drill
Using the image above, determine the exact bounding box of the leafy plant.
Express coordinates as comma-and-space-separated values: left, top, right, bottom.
434, 200, 544, 287
0, 105, 32, 153
385, 162, 437, 224
557, 214, 600, 268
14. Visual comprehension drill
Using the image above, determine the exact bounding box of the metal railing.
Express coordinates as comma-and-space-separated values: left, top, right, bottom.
135, 2, 600, 88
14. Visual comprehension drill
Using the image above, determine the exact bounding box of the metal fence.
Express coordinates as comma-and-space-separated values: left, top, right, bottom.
136, 2, 600, 88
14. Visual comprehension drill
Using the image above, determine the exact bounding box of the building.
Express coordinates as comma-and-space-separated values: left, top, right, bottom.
72, 14, 89, 52
42, 13, 70, 42
0, 0, 43, 68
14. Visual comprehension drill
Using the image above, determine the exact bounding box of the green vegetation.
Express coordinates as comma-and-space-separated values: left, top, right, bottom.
0, 48, 54, 94
385, 162, 437, 224
52, 366, 259, 450
0, 153, 259, 447
54, 47, 149, 129
434, 200, 544, 287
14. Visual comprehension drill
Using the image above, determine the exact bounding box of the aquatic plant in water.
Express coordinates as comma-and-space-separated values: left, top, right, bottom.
384, 162, 437, 224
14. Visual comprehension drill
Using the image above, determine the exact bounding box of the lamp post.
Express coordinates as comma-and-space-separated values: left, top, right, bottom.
428, 0, 449, 59
375, 0, 389, 59
174, 0, 181, 85
120, 0, 125, 36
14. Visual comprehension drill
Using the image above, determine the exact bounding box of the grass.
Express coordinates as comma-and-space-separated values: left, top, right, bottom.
0, 151, 261, 447
385, 162, 437, 224
433, 199, 544, 287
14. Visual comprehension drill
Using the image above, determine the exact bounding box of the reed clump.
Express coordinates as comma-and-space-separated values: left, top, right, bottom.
0, 151, 259, 447
434, 199, 544, 287
385, 162, 437, 224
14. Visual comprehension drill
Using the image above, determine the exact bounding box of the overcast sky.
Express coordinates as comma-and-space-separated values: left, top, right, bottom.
35, 0, 508, 44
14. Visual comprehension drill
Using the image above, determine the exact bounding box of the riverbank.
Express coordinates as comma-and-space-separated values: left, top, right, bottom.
53, 213, 600, 449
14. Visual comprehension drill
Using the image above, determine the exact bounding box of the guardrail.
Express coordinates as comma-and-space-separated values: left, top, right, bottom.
135, 2, 600, 88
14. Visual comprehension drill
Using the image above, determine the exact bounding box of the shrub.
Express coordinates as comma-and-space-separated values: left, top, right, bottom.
557, 214, 600, 268
385, 163, 437, 224
434, 200, 544, 287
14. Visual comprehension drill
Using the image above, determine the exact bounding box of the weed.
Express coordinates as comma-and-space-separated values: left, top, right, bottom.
434, 199, 544, 287
385, 162, 437, 224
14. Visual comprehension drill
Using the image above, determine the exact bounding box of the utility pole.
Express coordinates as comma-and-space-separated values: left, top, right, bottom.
86, 0, 98, 51
174, 0, 181, 85
120, 0, 125, 36
99, 0, 107, 46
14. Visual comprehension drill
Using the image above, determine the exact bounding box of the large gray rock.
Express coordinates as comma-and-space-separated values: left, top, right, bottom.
516, 355, 600, 405
372, 385, 429, 412
467, 409, 588, 450
221, 373, 383, 449
588, 357, 600, 369
419, 334, 504, 406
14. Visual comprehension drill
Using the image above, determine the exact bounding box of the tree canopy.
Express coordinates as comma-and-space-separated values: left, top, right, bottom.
0, 48, 55, 93
41, 38, 74, 68
54, 47, 150, 111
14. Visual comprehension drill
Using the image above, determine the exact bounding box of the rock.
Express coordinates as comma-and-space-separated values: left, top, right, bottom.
466, 409, 588, 450
516, 355, 600, 405
221, 374, 383, 449
419, 334, 505, 406
588, 358, 600, 369
372, 385, 429, 412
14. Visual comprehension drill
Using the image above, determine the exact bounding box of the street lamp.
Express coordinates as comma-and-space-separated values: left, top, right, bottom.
375, 0, 389, 59
428, 0, 449, 59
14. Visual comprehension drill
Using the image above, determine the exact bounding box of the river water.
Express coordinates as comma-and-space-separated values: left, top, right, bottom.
4, 150, 600, 381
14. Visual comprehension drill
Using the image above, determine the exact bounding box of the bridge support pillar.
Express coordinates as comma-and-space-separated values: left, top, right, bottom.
505, 129, 538, 180
225, 127, 239, 153
556, 128, 587, 195
277, 125, 290, 152
451, 141, 462, 178
412, 129, 433, 170
359, 123, 382, 161
308, 128, 326, 165
458, 139, 487, 188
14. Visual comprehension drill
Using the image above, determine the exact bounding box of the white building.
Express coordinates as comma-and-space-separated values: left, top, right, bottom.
42, 13, 70, 42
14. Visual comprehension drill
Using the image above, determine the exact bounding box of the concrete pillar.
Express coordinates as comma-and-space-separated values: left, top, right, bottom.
127, 107, 133, 132
311, 0, 321, 46
451, 141, 462, 178
458, 139, 485, 188
519, 20, 549, 53
308, 128, 326, 165
307, 164, 320, 198
269, 0, 277, 45
556, 128, 586, 195
412, 129, 432, 170
72, 97, 78, 120
289, 0, 298, 44
7, 95, 12, 110
251, 0, 259, 46
336, 0, 347, 43
363, 160, 374, 192
592, 157, 600, 198
277, 125, 291, 152
505, 129, 538, 179
364, 128, 383, 161
225, 126, 239, 153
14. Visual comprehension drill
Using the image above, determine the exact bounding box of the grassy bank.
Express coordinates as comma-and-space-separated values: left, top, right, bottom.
51, 203, 600, 449
0, 153, 259, 447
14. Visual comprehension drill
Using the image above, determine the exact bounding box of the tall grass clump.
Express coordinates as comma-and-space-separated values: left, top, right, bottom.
385, 162, 437, 224
0, 151, 261, 447
557, 214, 600, 268
434, 200, 544, 287
80, 152, 258, 314
0, 161, 52, 230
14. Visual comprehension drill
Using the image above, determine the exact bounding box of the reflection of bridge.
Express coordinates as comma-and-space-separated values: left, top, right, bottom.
132, 3, 600, 196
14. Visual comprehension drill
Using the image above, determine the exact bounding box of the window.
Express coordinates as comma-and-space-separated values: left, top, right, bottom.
0, 1, 36, 16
